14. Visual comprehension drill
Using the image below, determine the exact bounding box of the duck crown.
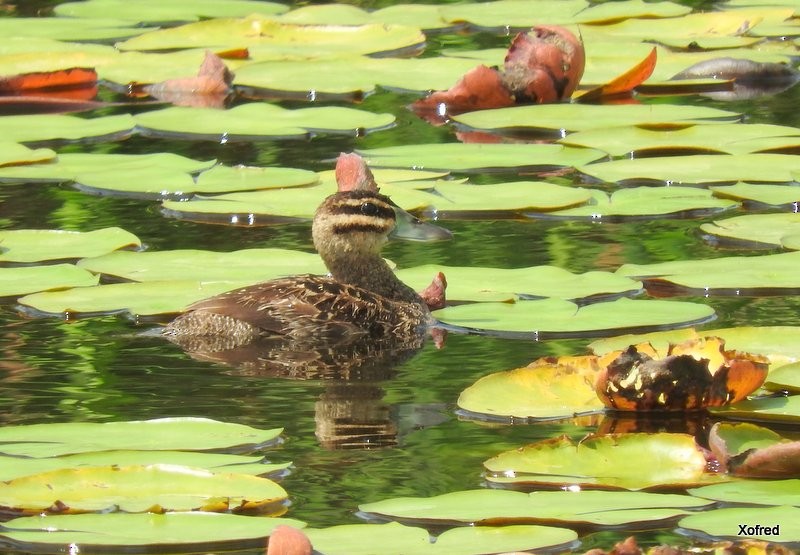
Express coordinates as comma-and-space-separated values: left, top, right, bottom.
318, 189, 396, 238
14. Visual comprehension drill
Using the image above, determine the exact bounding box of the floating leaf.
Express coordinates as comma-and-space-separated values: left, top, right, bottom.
134, 103, 394, 141
484, 433, 714, 490
578, 154, 800, 185
689, 479, 800, 507
434, 298, 715, 339
307, 522, 577, 555
359, 489, 712, 527
765, 361, 800, 393
708, 422, 800, 478
457, 355, 605, 421
439, 0, 588, 30
578, 47, 657, 102
0, 464, 287, 515
0, 113, 134, 144
711, 395, 800, 424
194, 165, 319, 193
710, 184, 800, 210
359, 144, 605, 173
679, 506, 800, 543
700, 213, 800, 249
430, 181, 593, 215
0, 264, 98, 297
0, 417, 282, 458
0, 228, 140, 263
54, 0, 287, 23
0, 17, 147, 41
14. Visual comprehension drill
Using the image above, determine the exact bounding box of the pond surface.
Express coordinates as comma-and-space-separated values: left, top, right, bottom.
2, 0, 800, 552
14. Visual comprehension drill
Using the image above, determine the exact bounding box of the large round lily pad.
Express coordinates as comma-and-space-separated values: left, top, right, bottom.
688, 478, 800, 507
0, 265, 98, 297
0, 114, 134, 145
54, 0, 288, 23
700, 213, 800, 249
0, 228, 141, 263
711, 395, 800, 424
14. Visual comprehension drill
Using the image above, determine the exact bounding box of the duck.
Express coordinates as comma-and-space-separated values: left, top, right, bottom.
163, 153, 450, 349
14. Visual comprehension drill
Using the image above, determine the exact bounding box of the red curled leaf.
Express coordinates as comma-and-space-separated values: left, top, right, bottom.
0, 67, 97, 93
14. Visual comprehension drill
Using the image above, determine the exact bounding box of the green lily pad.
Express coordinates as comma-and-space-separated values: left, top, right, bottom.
0, 142, 55, 167
278, 3, 453, 31
616, 250, 800, 294
439, 0, 587, 30
117, 16, 425, 58
0, 17, 147, 41
710, 184, 800, 209
0, 114, 134, 145
546, 186, 737, 220
561, 123, 800, 157
359, 144, 605, 173
0, 464, 287, 514
689, 479, 800, 507
398, 264, 641, 303
0, 417, 282, 458
679, 506, 800, 543
457, 357, 604, 421
0, 264, 98, 297
0, 228, 141, 263
452, 104, 738, 134
78, 249, 325, 282
428, 181, 593, 215
578, 154, 800, 185
194, 165, 319, 193
484, 433, 716, 491
765, 362, 800, 393
574, 0, 691, 23
434, 298, 715, 338
0, 513, 305, 551
711, 396, 800, 424
700, 213, 800, 248
134, 104, 394, 141
708, 422, 800, 478
359, 489, 712, 527
307, 522, 578, 555
54, 0, 287, 23
0, 450, 288, 481
18, 280, 253, 317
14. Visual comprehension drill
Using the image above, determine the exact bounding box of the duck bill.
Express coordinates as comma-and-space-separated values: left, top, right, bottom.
390, 205, 452, 242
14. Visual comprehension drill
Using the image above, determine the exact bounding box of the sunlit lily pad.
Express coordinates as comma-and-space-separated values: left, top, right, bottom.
0, 513, 305, 551
578, 154, 800, 185
765, 362, 800, 393
398, 264, 641, 303
0, 417, 282, 458
689, 478, 800, 507
439, 0, 587, 30
561, 123, 800, 157
18, 280, 253, 317
194, 165, 319, 193
278, 3, 453, 31
457, 355, 605, 421
545, 186, 737, 220
710, 185, 800, 210
117, 16, 425, 58
700, 213, 800, 249
679, 506, 800, 543
54, 0, 287, 23
709, 422, 800, 478
359, 489, 712, 527
134, 103, 394, 141
0, 464, 287, 515
427, 181, 593, 215
484, 433, 715, 490
434, 298, 715, 339
0, 264, 98, 297
0, 228, 140, 262
0, 450, 288, 481
359, 144, 605, 173
0, 114, 134, 145
616, 250, 800, 294
0, 17, 147, 41
306, 522, 578, 555
0, 142, 55, 167
711, 395, 800, 424
452, 104, 738, 134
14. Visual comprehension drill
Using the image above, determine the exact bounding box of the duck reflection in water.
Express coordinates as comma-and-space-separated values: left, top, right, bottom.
162, 153, 451, 448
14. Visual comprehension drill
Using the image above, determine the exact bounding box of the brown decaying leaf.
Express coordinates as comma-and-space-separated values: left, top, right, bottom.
265, 525, 312, 555
595, 337, 768, 412
577, 47, 657, 103
0, 67, 97, 93
0, 67, 101, 114
143, 51, 234, 108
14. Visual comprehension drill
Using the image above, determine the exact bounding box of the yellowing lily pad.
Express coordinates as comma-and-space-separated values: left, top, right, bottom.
0, 228, 140, 263
0, 464, 287, 514
0, 265, 98, 297
0, 114, 134, 145
484, 433, 715, 490
679, 506, 800, 543
134, 103, 395, 141
434, 298, 715, 339
765, 362, 800, 393
0, 142, 55, 167
54, 0, 287, 23
359, 489, 712, 527
700, 213, 800, 248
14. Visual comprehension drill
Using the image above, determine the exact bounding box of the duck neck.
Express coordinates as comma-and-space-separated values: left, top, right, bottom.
322, 250, 424, 306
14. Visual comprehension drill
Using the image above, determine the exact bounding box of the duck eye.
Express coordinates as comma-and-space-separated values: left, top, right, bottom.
360, 202, 379, 216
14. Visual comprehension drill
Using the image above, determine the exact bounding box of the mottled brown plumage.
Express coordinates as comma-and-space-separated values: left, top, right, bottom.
163, 153, 447, 350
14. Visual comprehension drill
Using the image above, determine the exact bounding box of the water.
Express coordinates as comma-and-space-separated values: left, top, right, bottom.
2, 2, 800, 551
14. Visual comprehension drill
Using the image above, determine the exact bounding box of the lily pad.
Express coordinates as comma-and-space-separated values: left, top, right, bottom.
765, 362, 800, 393
452, 104, 738, 135
484, 433, 715, 491
278, 4, 454, 31
700, 213, 800, 249
616, 250, 800, 294
711, 395, 800, 424
710, 184, 800, 210
578, 154, 800, 185
709, 422, 800, 478
679, 506, 800, 543
0, 513, 305, 551
54, 0, 287, 23
0, 264, 98, 297
0, 228, 141, 263
427, 181, 593, 215
0, 114, 134, 145
689, 479, 800, 507
194, 165, 319, 193
306, 522, 578, 555
545, 186, 737, 220
134, 103, 395, 141
0, 17, 147, 41
359, 144, 605, 173
0, 417, 282, 457
0, 142, 55, 167
398, 264, 641, 303
457, 355, 605, 421
359, 488, 712, 527
439, 0, 588, 30
0, 464, 287, 515
434, 298, 715, 339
